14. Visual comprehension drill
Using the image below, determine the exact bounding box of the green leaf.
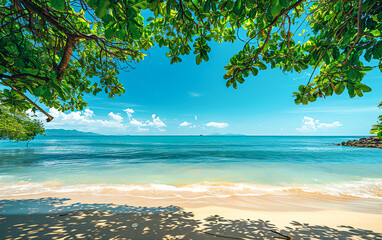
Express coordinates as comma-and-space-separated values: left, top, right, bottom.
33, 86, 44, 96
50, 0, 65, 11
378, 131, 382, 139
365, 48, 373, 62
237, 77, 244, 84
271, 0, 282, 17
129, 22, 141, 39
102, 14, 114, 25
372, 42, 382, 59
14, 59, 25, 68
50, 82, 66, 100
251, 68, 258, 76
94, 0, 110, 18
233, 0, 243, 15
233, 80, 237, 89
226, 79, 232, 87
348, 68, 362, 80
335, 82, 345, 95
355, 89, 363, 97
203, 0, 210, 12
279, 0, 288, 8
332, 47, 339, 59
347, 84, 355, 98
196, 54, 202, 65
105, 26, 114, 39
361, 85, 372, 92
87, 0, 98, 8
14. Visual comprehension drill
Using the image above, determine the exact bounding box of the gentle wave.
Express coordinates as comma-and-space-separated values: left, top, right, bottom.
0, 179, 381, 199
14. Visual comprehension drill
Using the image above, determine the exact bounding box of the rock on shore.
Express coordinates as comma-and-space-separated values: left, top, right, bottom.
341, 137, 382, 148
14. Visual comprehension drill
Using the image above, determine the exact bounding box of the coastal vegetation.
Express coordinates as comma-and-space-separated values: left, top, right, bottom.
370, 102, 382, 139
0, 0, 381, 140
0, 106, 44, 145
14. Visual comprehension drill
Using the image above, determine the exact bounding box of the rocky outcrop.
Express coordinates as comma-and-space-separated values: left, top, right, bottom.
341, 137, 382, 148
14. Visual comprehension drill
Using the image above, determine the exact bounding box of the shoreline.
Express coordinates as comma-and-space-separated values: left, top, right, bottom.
1, 191, 381, 213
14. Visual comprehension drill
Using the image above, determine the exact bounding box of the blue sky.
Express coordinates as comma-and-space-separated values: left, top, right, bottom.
41, 40, 382, 136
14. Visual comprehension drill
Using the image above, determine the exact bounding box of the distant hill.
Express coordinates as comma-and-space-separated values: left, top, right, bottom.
44, 129, 100, 137
209, 133, 246, 136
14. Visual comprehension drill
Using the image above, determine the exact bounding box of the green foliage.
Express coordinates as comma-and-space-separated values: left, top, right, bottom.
0, 0, 145, 116
0, 106, 45, 143
0, 0, 382, 120
370, 102, 382, 139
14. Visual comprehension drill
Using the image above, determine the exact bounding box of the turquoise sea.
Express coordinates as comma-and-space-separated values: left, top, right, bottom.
0, 136, 382, 200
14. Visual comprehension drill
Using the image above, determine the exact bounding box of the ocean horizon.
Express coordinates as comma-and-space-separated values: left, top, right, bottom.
41, 129, 376, 137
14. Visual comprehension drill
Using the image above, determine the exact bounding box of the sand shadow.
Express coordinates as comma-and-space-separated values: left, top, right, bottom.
0, 198, 381, 239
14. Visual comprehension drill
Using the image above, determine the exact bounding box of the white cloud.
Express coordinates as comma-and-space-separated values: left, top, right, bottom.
317, 121, 342, 129
130, 118, 145, 127
296, 116, 316, 132
108, 112, 123, 122
205, 122, 229, 128
296, 116, 342, 132
194, 115, 198, 120
151, 114, 166, 128
35, 108, 126, 135
128, 113, 166, 131
123, 108, 134, 119
179, 121, 191, 127
83, 109, 94, 118
189, 92, 200, 97
33, 108, 166, 135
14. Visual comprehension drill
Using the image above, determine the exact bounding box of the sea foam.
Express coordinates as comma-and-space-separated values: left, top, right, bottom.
0, 179, 381, 199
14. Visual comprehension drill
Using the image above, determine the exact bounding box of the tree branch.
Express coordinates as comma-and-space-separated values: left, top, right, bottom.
344, 0, 363, 62
244, 0, 304, 50
1, 81, 53, 122
0, 73, 50, 82
57, 37, 77, 81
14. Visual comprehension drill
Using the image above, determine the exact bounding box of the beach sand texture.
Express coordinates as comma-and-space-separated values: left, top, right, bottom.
1, 207, 382, 239
0, 197, 382, 239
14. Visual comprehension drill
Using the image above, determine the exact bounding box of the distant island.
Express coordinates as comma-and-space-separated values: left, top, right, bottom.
44, 129, 101, 137
42, 130, 247, 137
208, 133, 246, 136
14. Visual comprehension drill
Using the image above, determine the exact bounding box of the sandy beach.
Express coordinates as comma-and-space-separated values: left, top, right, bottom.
1, 203, 381, 239
1, 192, 381, 239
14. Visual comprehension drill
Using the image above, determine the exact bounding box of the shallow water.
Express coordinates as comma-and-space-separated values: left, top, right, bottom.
0, 136, 381, 200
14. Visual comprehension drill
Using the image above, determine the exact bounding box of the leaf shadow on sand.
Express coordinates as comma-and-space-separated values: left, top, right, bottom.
0, 198, 381, 240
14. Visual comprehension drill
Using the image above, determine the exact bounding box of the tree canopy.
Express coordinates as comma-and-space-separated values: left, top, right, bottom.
0, 106, 45, 144
370, 102, 382, 139
0, 0, 381, 122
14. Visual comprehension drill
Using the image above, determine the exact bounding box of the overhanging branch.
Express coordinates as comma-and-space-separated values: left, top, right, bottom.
1, 78, 53, 122
57, 37, 77, 81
